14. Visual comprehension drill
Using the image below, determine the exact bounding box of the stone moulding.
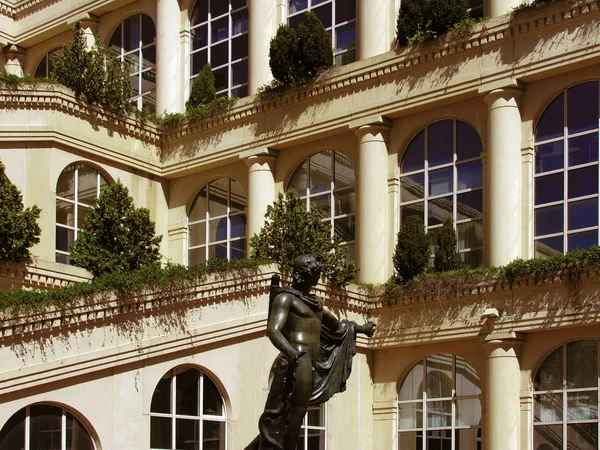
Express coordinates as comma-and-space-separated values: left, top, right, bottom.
0, 259, 90, 290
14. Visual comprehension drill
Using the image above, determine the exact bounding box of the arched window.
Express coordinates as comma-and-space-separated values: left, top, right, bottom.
190, 0, 248, 98
0, 404, 95, 450
150, 366, 227, 450
400, 119, 483, 268
188, 177, 247, 265
34, 47, 62, 78
534, 81, 600, 257
397, 354, 482, 450
109, 14, 156, 112
287, 149, 356, 259
287, 0, 356, 66
533, 339, 599, 450
55, 163, 110, 264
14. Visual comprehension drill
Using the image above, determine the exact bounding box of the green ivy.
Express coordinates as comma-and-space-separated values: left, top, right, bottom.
512, 0, 556, 13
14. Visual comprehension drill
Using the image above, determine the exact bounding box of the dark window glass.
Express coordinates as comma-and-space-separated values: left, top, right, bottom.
232, 0, 246, 9
289, 0, 308, 14
335, 23, 355, 51
192, 25, 208, 50
535, 205, 564, 236
428, 120, 454, 167
0, 408, 25, 450
313, 4, 332, 28
213, 67, 228, 92
231, 34, 248, 61
142, 14, 156, 46
536, 93, 565, 142
457, 161, 482, 190
123, 15, 141, 52
456, 121, 482, 161
151, 374, 172, 413
569, 133, 598, 167
212, 0, 228, 17
211, 41, 229, 68
569, 230, 598, 252
567, 340, 598, 388
203, 377, 223, 415
535, 236, 564, 257
232, 9, 248, 34
212, 16, 229, 43
456, 190, 483, 221
232, 59, 248, 86
568, 198, 598, 231
568, 82, 599, 135
401, 173, 425, 202
336, 0, 356, 23
110, 24, 122, 48
428, 196, 453, 226
402, 130, 425, 173
30, 405, 62, 450
192, 0, 209, 24
288, 12, 306, 29
176, 369, 199, 416
192, 50, 208, 76
535, 172, 564, 205
568, 166, 598, 198
536, 141, 564, 174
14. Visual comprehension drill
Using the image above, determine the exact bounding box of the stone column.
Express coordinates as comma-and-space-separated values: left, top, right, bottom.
357, 0, 395, 60
484, 333, 524, 450
248, 0, 277, 93
3, 45, 25, 77
67, 13, 98, 49
484, 87, 524, 267
485, 0, 522, 18
245, 150, 277, 248
156, 0, 181, 114
355, 120, 390, 284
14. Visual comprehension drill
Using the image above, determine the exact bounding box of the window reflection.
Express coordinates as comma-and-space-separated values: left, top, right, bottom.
35, 47, 62, 78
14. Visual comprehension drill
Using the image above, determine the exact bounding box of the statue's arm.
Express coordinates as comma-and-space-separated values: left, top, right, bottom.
322, 309, 376, 337
266, 293, 303, 361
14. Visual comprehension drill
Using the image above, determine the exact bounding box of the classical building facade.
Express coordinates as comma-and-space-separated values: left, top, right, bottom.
1, 0, 600, 449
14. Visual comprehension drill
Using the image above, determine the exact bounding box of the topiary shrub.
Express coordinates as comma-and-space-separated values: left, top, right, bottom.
393, 215, 430, 283
70, 180, 162, 277
186, 63, 216, 110
269, 12, 333, 86
0, 161, 41, 263
52, 22, 90, 98
433, 216, 462, 272
397, 0, 470, 46
250, 191, 357, 289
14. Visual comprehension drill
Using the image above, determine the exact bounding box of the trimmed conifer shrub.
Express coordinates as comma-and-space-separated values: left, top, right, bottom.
70, 180, 162, 277
397, 0, 470, 46
52, 22, 90, 98
269, 12, 333, 86
433, 216, 462, 272
186, 63, 216, 110
0, 162, 41, 263
393, 215, 430, 283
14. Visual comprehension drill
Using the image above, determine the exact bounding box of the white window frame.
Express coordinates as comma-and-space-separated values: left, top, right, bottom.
298, 404, 327, 450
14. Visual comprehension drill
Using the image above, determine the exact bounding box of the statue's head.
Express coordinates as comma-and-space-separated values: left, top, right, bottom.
292, 254, 324, 286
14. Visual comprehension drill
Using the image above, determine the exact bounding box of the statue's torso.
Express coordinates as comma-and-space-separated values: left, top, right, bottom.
281, 293, 322, 361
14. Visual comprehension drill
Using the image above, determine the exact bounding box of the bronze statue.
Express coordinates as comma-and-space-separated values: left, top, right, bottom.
245, 254, 375, 450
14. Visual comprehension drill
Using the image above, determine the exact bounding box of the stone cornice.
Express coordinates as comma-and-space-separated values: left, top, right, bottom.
0, 258, 90, 290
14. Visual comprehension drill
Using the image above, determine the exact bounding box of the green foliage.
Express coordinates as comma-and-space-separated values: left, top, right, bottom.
269, 12, 333, 86
52, 22, 132, 113
250, 191, 357, 289
397, 0, 470, 46
158, 96, 236, 129
0, 161, 41, 263
393, 215, 430, 283
186, 64, 216, 110
433, 217, 462, 272
0, 258, 265, 318
70, 180, 162, 277
512, 0, 555, 13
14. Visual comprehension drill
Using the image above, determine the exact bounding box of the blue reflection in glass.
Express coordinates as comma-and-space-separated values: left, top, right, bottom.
457, 161, 482, 190
536, 236, 564, 256
456, 121, 482, 161
428, 196, 453, 226
535, 205, 564, 236
429, 167, 453, 196
289, 0, 308, 13
568, 199, 598, 231
402, 130, 425, 173
536, 142, 564, 174
401, 173, 425, 202
230, 215, 246, 238
335, 23, 355, 51
457, 190, 482, 221
535, 173, 564, 206
428, 120, 454, 167
568, 166, 598, 199
568, 230, 598, 251
568, 133, 598, 167
536, 93, 564, 142
567, 82, 599, 135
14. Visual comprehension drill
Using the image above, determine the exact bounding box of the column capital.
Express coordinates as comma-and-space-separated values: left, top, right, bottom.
483, 86, 525, 108
482, 331, 525, 349
350, 116, 391, 135
2, 44, 25, 58
241, 148, 278, 167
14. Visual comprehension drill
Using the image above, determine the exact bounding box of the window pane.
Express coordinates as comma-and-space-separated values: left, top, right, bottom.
568, 198, 598, 231
535, 236, 564, 257
535, 346, 563, 391
142, 14, 155, 46
310, 194, 330, 219
426, 354, 452, 398
192, 25, 208, 50
176, 368, 199, 416
190, 188, 207, 222
457, 160, 482, 190
428, 196, 453, 227
534, 425, 562, 450
288, 12, 306, 29
231, 34, 248, 61
567, 423, 598, 450
56, 200, 75, 227
334, 216, 355, 242
429, 167, 453, 196
399, 360, 423, 401
457, 121, 482, 161
401, 174, 425, 202
335, 49, 355, 66
307, 407, 323, 427
398, 402, 422, 429
211, 0, 228, 17
151, 374, 172, 413
176, 419, 199, 450
109, 24, 122, 49
427, 120, 453, 167
334, 190, 355, 215
209, 179, 229, 216
401, 203, 424, 225
66, 413, 94, 450
123, 15, 141, 52
568, 82, 599, 135
461, 249, 482, 268
30, 405, 62, 450
232, 60, 248, 86
568, 166, 598, 199
535, 173, 564, 205
334, 152, 354, 190
151, 416, 172, 448
189, 222, 207, 247
335, 22, 355, 51
213, 67, 228, 92
402, 130, 425, 173
534, 393, 563, 422
230, 215, 246, 239
77, 205, 89, 229
203, 421, 225, 450
210, 217, 228, 243
203, 376, 223, 416
313, 4, 332, 28
456, 398, 481, 426
211, 41, 228, 68
192, 0, 208, 25
567, 340, 598, 388
192, 50, 208, 76
336, 0, 356, 23
231, 0, 246, 10
57, 165, 75, 199
289, 0, 308, 14
569, 133, 598, 167
456, 191, 482, 221
310, 151, 333, 192
536, 141, 565, 174
0, 408, 25, 450
535, 205, 564, 236
455, 356, 481, 396
289, 160, 308, 196
567, 391, 598, 421
232, 9, 248, 34
568, 230, 598, 251
56, 226, 74, 253
211, 17, 229, 43
427, 401, 451, 427
536, 93, 564, 142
